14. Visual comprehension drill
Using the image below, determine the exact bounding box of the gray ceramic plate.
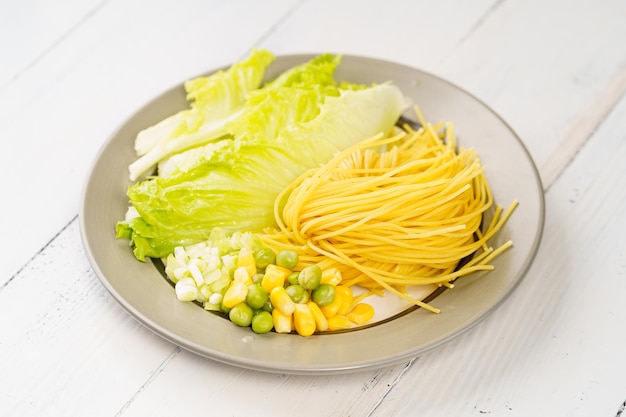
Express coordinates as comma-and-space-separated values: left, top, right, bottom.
80, 54, 544, 375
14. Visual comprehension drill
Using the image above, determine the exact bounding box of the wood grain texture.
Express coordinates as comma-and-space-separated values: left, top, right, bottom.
0, 219, 178, 416
0, 0, 106, 88
121, 353, 413, 417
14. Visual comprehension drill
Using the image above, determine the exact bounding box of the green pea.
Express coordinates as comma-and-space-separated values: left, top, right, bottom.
229, 303, 253, 327
220, 302, 232, 314
298, 265, 322, 290
246, 284, 269, 310
251, 311, 274, 334
276, 250, 299, 269
254, 247, 276, 269
262, 299, 274, 313
287, 271, 300, 286
311, 284, 336, 307
285, 284, 309, 304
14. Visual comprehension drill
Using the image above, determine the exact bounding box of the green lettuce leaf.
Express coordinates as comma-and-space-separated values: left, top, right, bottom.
129, 51, 345, 181
117, 78, 409, 261
129, 49, 275, 181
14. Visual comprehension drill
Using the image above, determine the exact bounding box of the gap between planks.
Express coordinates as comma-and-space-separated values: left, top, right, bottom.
0, 214, 78, 291
114, 346, 184, 416
541, 65, 626, 191
0, 0, 111, 92
365, 359, 416, 417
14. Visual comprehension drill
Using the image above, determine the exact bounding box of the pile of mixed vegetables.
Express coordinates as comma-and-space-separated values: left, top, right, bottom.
163, 231, 373, 336
116, 49, 411, 336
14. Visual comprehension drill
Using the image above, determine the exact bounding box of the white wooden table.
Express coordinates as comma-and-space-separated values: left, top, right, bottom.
2, 0, 625, 415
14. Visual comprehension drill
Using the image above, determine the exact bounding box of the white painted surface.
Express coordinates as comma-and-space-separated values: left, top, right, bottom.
1, 0, 625, 415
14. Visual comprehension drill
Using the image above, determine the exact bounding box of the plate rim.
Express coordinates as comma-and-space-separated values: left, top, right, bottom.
79, 53, 545, 375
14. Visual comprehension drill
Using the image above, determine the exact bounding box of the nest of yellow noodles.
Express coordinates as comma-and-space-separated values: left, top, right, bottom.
260, 107, 517, 313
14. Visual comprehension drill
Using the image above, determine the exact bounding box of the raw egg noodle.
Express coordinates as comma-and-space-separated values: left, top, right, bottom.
260, 107, 517, 313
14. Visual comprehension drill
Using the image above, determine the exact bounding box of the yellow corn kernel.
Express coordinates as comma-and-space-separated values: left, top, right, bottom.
320, 267, 342, 286
306, 301, 328, 332
335, 285, 354, 316
222, 282, 248, 309
237, 247, 257, 277
233, 266, 253, 285
272, 309, 293, 334
293, 303, 316, 337
261, 264, 290, 293
327, 315, 353, 331
347, 303, 375, 325
270, 286, 295, 316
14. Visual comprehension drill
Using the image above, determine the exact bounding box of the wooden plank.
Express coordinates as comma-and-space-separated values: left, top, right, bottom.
0, 0, 104, 87
260, 0, 499, 68
0, 219, 179, 416
120, 351, 412, 417
435, 0, 626, 187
